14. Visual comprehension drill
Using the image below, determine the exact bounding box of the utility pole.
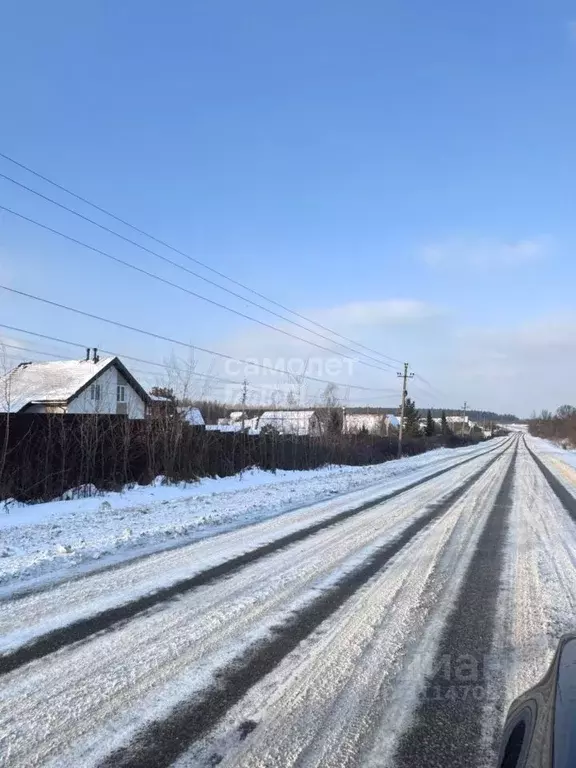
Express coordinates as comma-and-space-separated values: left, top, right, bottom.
241, 379, 248, 431
397, 362, 414, 458
461, 401, 468, 435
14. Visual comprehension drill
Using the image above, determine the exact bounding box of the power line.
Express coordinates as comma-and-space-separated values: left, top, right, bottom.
0, 291, 392, 393
0, 203, 398, 377
410, 382, 439, 403
0, 334, 399, 406
0, 334, 287, 395
0, 162, 401, 368
0, 342, 177, 384
0, 339, 292, 399
413, 373, 446, 398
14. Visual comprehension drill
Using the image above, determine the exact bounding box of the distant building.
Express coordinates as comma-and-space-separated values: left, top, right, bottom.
228, 411, 247, 423
206, 423, 243, 433
180, 407, 205, 427
0, 349, 149, 419
344, 413, 384, 435
256, 410, 322, 436
385, 414, 400, 431
148, 393, 176, 419
432, 415, 477, 434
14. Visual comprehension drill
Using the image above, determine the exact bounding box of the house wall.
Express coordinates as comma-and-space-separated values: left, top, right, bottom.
67, 366, 146, 419
345, 415, 383, 435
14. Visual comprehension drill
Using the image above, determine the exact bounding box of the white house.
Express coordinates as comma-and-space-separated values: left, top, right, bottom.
0, 351, 149, 419
344, 413, 383, 435
206, 423, 260, 435
256, 410, 322, 435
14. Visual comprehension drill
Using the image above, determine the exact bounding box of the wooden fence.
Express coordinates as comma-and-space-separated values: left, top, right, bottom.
0, 414, 483, 502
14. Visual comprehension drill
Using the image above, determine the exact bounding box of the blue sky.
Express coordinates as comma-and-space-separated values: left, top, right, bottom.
1, 0, 576, 415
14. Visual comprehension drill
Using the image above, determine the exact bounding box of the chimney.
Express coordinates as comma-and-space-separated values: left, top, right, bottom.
85, 348, 90, 362
92, 347, 100, 363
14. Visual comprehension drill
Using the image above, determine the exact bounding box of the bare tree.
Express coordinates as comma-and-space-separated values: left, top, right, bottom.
199, 356, 219, 401
556, 405, 576, 419
321, 382, 340, 408
285, 389, 299, 408
0, 343, 12, 495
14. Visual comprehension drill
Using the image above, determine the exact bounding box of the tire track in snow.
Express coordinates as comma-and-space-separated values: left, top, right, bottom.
392, 442, 517, 768
524, 440, 576, 519
0, 440, 508, 677
477, 439, 576, 765
95, 445, 508, 768
0, 446, 510, 768
174, 444, 515, 768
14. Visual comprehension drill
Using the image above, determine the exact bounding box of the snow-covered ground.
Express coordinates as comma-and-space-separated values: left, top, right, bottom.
4, 434, 576, 768
0, 442, 510, 768
526, 435, 576, 495
0, 442, 498, 592
528, 434, 576, 469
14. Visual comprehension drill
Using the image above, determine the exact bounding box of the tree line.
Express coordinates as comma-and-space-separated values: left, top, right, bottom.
528, 405, 576, 446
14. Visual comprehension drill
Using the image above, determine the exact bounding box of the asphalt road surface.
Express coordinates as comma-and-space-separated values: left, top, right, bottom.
2, 434, 576, 768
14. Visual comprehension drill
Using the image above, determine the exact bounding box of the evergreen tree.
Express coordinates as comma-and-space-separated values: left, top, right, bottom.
425, 409, 436, 437
440, 410, 451, 436
403, 397, 421, 437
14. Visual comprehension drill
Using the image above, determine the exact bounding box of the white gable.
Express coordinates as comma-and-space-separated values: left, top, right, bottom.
257, 410, 316, 435
1, 357, 115, 412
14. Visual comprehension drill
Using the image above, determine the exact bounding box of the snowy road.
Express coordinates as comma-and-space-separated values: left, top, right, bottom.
2, 435, 576, 768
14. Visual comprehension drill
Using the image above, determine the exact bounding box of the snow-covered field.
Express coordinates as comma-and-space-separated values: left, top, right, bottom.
0, 442, 497, 592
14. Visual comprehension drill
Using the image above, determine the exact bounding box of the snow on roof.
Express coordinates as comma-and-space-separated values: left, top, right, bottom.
345, 413, 383, 433
228, 411, 246, 422
182, 407, 205, 426
0, 357, 116, 413
257, 410, 316, 435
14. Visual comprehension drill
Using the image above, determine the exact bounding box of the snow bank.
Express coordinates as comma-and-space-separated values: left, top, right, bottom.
528, 436, 576, 496
0, 443, 497, 593
529, 436, 576, 470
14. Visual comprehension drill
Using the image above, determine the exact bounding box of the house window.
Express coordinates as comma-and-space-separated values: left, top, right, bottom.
90, 384, 101, 401
117, 385, 126, 403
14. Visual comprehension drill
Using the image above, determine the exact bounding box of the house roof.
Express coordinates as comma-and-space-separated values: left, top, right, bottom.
0, 357, 150, 413
182, 407, 205, 426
